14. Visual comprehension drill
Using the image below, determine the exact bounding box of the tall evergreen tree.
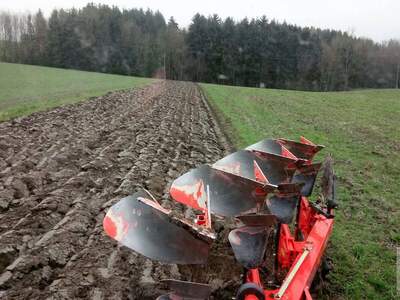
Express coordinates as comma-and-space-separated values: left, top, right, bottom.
0, 5, 399, 91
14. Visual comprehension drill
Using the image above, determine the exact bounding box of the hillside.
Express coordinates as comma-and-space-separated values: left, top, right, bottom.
0, 62, 154, 121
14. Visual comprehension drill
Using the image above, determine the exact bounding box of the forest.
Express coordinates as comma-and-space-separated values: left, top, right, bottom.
0, 3, 399, 91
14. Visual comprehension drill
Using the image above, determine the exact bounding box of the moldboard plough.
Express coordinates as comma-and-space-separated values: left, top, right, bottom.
103, 137, 337, 299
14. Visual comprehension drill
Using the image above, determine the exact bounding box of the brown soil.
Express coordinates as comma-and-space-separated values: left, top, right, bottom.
0, 81, 242, 299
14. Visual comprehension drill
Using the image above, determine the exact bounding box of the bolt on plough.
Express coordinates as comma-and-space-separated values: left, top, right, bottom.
103, 136, 337, 300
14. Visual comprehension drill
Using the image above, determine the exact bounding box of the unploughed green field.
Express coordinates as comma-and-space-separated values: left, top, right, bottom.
201, 83, 400, 299
0, 62, 154, 121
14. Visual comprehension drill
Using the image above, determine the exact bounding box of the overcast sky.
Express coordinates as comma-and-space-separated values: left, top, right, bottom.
1, 0, 399, 42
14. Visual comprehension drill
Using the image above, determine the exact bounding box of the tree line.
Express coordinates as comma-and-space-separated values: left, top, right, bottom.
1, 3, 399, 91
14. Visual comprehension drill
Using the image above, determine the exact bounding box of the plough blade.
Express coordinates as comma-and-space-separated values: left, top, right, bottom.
212, 150, 266, 181
276, 182, 304, 194
103, 190, 211, 264
157, 279, 212, 300
266, 193, 300, 224
277, 137, 324, 161
291, 162, 322, 196
213, 150, 295, 185
245, 139, 298, 163
251, 151, 297, 184
170, 164, 276, 217
229, 226, 272, 269
155, 296, 170, 300
236, 214, 278, 227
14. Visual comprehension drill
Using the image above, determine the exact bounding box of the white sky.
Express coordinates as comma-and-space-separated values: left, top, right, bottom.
1, 0, 399, 42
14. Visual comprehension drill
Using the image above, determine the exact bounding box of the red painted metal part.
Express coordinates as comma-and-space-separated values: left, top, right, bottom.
196, 214, 207, 226
278, 224, 304, 269
275, 217, 333, 300
296, 197, 317, 240
247, 269, 262, 286
244, 196, 334, 300
243, 269, 265, 300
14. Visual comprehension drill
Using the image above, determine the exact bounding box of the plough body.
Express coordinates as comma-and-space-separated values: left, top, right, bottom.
103, 137, 336, 300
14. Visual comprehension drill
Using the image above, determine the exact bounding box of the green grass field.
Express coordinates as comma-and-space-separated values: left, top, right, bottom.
0, 62, 154, 121
201, 83, 400, 299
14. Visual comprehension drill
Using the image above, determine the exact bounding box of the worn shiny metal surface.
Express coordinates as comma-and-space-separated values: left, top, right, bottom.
246, 139, 291, 158
160, 279, 212, 299
251, 150, 297, 184
292, 162, 322, 196
266, 193, 300, 224
103, 190, 210, 264
277, 138, 324, 161
213, 150, 265, 181
228, 226, 272, 269
236, 214, 278, 227
213, 150, 296, 185
170, 164, 275, 217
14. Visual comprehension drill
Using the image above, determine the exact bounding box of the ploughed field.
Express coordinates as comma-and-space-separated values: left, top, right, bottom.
0, 81, 240, 299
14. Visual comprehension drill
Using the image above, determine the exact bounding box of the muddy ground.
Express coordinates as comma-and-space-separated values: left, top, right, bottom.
0, 81, 242, 299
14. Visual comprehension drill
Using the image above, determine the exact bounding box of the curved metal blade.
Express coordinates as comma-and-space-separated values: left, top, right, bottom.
266, 193, 300, 224
291, 162, 322, 196
277, 138, 324, 161
245, 139, 298, 162
156, 293, 206, 300
155, 295, 172, 300
160, 279, 212, 299
276, 182, 304, 195
212, 150, 262, 180
228, 226, 271, 269
236, 214, 277, 227
250, 151, 297, 185
170, 164, 275, 217
103, 190, 210, 264
213, 150, 295, 186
